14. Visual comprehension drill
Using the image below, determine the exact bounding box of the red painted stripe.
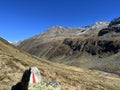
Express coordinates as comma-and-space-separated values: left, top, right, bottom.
32, 73, 36, 83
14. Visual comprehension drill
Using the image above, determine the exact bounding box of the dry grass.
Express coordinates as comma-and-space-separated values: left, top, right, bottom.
0, 37, 120, 90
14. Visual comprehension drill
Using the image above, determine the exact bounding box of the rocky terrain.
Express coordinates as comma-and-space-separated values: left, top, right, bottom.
18, 17, 120, 75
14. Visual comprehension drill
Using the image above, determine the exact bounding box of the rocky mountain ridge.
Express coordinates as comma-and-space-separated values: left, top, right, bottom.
35, 21, 109, 37
18, 21, 109, 51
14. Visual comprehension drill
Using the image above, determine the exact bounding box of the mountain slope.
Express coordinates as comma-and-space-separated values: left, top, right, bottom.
18, 21, 109, 56
1, 37, 120, 90
18, 21, 109, 51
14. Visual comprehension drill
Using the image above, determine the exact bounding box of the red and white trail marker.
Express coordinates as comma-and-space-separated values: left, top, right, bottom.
29, 67, 41, 84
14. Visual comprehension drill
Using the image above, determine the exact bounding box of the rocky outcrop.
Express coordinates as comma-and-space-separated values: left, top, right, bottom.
98, 17, 120, 40
63, 17, 120, 56
98, 27, 120, 36
108, 17, 120, 27
63, 38, 120, 55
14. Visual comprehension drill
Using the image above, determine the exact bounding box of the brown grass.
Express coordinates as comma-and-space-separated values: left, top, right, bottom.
0, 37, 120, 90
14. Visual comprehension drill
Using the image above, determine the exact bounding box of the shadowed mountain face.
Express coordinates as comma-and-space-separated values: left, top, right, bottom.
18, 18, 120, 75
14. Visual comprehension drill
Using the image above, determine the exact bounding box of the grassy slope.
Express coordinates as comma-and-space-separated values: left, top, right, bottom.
0, 37, 120, 90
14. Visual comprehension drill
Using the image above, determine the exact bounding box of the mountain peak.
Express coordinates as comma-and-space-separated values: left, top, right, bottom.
108, 17, 120, 27
94, 21, 109, 26
48, 26, 63, 30
89, 21, 109, 29
52, 25, 63, 28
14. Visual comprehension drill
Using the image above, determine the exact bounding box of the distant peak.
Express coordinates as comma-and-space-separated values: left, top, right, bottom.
94, 21, 109, 25
90, 21, 109, 28
51, 25, 63, 29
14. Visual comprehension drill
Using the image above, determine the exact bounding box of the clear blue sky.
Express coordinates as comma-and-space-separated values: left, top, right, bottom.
0, 0, 120, 42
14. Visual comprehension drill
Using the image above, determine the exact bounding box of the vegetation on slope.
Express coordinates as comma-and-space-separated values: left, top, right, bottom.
0, 37, 120, 90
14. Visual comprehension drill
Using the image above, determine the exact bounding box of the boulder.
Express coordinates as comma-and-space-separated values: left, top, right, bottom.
11, 67, 61, 90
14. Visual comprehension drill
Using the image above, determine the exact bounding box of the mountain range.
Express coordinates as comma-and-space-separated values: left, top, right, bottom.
17, 17, 120, 75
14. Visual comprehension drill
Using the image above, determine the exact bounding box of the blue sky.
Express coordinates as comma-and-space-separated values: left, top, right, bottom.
0, 0, 120, 42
